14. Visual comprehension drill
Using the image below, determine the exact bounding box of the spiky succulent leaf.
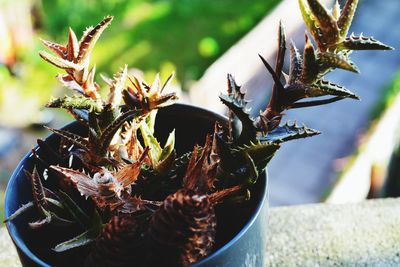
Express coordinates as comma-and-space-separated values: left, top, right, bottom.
306, 0, 339, 44
167, 149, 200, 178
220, 75, 257, 143
259, 55, 285, 94
140, 121, 162, 167
288, 96, 344, 109
82, 66, 99, 97
219, 93, 256, 144
243, 152, 259, 184
318, 52, 359, 73
298, 0, 326, 49
146, 110, 158, 134
114, 148, 148, 187
183, 136, 217, 193
288, 41, 303, 85
156, 130, 176, 173
106, 65, 128, 107
56, 74, 84, 94
338, 34, 394, 51
67, 28, 79, 61
261, 122, 320, 144
161, 72, 174, 92
302, 34, 319, 84
149, 92, 178, 110
26, 167, 47, 209
234, 141, 280, 174
308, 79, 359, 99
46, 95, 101, 112
45, 127, 89, 150
212, 133, 236, 173
39, 51, 82, 70
337, 0, 359, 39
40, 39, 67, 58
88, 111, 102, 138
76, 16, 113, 63
58, 191, 91, 228
286, 79, 358, 100
4, 202, 35, 223
50, 166, 98, 198
271, 21, 286, 99
100, 109, 143, 154
332, 0, 341, 20
53, 228, 99, 252
208, 185, 245, 204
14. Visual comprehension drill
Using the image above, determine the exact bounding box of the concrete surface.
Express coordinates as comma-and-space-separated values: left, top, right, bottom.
266, 198, 400, 267
2, 198, 400, 266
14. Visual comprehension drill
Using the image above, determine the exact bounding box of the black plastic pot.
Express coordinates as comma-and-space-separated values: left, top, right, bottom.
5, 103, 269, 266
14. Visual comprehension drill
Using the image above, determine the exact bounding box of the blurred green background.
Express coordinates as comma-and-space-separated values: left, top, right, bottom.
0, 0, 280, 126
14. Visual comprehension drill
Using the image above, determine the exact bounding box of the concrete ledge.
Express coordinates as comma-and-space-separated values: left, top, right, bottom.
2, 198, 400, 266
0, 227, 20, 267
266, 198, 400, 267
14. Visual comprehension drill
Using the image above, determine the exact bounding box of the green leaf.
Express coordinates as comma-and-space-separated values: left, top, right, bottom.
219, 94, 257, 144
308, 80, 359, 99
52, 207, 102, 252
332, 0, 341, 20
77, 16, 113, 63
58, 191, 91, 228
39, 51, 82, 70
167, 149, 199, 177
46, 198, 68, 215
337, 0, 359, 39
213, 134, 237, 173
53, 229, 97, 252
298, 0, 326, 49
155, 130, 176, 173
26, 167, 47, 210
286, 79, 359, 101
158, 130, 175, 163
100, 109, 143, 154
45, 127, 89, 150
272, 21, 286, 97
338, 34, 394, 51
140, 121, 162, 167
243, 152, 259, 184
306, 0, 339, 44
46, 95, 101, 112
40, 38, 67, 58
4, 202, 35, 223
302, 34, 319, 84
318, 52, 359, 73
219, 75, 257, 144
288, 41, 303, 85
234, 141, 280, 171
106, 65, 128, 107
275, 22, 286, 78
67, 28, 79, 61
146, 110, 158, 134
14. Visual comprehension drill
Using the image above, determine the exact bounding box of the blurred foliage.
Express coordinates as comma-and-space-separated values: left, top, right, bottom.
371, 70, 400, 120
0, 0, 280, 127
40, 0, 280, 87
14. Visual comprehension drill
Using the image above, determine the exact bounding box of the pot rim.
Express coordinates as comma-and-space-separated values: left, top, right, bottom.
4, 103, 268, 266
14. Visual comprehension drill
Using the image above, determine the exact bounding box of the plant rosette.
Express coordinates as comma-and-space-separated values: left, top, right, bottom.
4, 0, 392, 266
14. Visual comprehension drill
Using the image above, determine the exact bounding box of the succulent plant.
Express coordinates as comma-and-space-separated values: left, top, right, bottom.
5, 0, 393, 266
